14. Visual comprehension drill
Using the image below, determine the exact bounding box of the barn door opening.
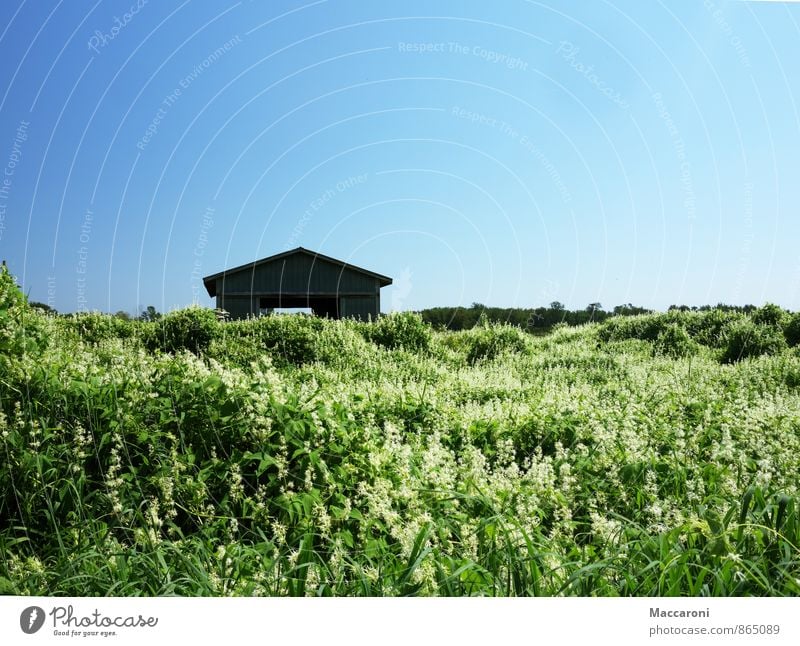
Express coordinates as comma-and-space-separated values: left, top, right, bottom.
258, 296, 339, 318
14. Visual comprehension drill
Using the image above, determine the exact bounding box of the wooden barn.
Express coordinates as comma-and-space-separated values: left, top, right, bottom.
203, 247, 393, 320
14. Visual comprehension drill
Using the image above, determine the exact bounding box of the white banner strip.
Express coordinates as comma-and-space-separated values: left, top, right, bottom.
1, 597, 798, 645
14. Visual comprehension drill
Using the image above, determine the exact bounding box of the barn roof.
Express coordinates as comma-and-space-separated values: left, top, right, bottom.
203, 246, 393, 297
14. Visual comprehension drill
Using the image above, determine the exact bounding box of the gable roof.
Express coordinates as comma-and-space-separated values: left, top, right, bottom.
203, 246, 393, 297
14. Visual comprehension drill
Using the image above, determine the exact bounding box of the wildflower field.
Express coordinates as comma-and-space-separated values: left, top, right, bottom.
1, 267, 799, 596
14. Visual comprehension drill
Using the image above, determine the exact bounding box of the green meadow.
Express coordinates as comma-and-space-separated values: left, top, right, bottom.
1, 266, 799, 596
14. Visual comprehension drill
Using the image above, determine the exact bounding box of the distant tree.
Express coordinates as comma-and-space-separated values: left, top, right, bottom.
586, 302, 603, 312
138, 305, 161, 321
583, 302, 602, 323
613, 303, 650, 316
549, 301, 565, 311
526, 311, 544, 328
114, 310, 132, 321
29, 301, 57, 314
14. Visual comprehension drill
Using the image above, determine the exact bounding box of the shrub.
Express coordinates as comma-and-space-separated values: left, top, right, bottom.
784, 313, 800, 347
751, 303, 788, 329
67, 311, 134, 344
148, 307, 219, 354
436, 329, 472, 355
653, 323, 697, 359
0, 264, 25, 313
598, 310, 749, 350
466, 323, 529, 364
248, 314, 323, 366
314, 319, 374, 365
598, 314, 674, 343
687, 310, 744, 348
0, 264, 44, 359
207, 333, 264, 369
367, 312, 431, 352
720, 320, 787, 363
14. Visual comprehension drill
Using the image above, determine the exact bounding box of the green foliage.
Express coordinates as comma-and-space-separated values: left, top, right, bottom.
686, 309, 746, 348
29, 301, 57, 314
784, 313, 800, 347
751, 303, 788, 328
0, 264, 26, 312
366, 312, 431, 352
2, 300, 800, 596
598, 309, 756, 354
207, 332, 264, 369
465, 322, 529, 363
139, 305, 161, 321
420, 302, 619, 331
246, 314, 324, 366
607, 487, 800, 595
653, 323, 697, 358
0, 264, 44, 360
66, 311, 135, 344
720, 320, 787, 363
598, 313, 673, 343
146, 307, 219, 355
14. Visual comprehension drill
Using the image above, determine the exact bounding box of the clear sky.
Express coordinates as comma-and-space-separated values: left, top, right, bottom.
1, 0, 799, 314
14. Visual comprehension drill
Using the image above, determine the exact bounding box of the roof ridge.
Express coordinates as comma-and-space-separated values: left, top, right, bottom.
202, 247, 392, 297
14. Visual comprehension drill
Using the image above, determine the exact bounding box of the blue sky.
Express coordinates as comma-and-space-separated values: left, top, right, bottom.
1, 0, 799, 314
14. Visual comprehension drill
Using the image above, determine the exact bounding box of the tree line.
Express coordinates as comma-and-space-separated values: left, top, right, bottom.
28, 300, 764, 331
417, 302, 761, 331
